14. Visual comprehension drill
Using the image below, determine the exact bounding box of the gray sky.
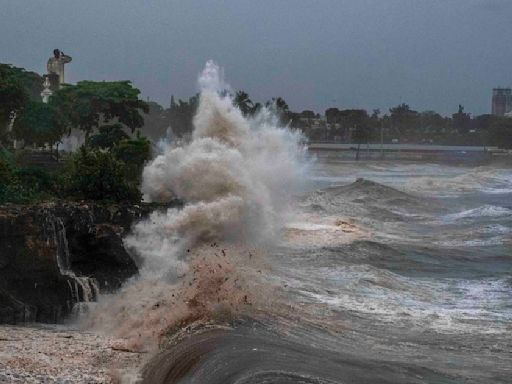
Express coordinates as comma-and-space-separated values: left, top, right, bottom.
1, 0, 511, 116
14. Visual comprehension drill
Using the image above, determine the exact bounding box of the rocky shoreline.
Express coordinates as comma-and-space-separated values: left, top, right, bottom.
0, 201, 177, 324
0, 201, 186, 383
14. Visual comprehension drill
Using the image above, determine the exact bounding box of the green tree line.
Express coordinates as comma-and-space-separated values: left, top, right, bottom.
0, 63, 151, 204
141, 90, 512, 149
2, 62, 512, 204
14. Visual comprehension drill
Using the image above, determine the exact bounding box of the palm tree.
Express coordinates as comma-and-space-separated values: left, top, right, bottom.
265, 97, 291, 124
233, 91, 254, 116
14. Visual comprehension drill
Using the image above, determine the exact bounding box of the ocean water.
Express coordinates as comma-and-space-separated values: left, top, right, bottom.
269, 162, 512, 383
141, 162, 512, 384
84, 62, 511, 383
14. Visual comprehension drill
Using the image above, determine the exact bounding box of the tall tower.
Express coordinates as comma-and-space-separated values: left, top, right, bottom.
492, 88, 512, 116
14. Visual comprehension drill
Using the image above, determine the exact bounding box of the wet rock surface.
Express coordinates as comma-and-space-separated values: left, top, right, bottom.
0, 202, 173, 324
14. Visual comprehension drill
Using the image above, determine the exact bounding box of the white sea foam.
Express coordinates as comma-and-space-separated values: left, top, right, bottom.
435, 237, 508, 248
297, 265, 512, 334
124, 60, 310, 278
285, 222, 338, 231
478, 224, 512, 234
442, 205, 512, 222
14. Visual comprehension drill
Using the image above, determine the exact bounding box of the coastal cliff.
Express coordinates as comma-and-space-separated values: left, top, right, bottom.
0, 202, 157, 324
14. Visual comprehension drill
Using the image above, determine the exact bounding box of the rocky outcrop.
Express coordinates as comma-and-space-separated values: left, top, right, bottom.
0, 202, 168, 324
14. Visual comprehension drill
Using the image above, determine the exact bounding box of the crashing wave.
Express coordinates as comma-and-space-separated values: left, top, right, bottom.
125, 60, 309, 278
84, 61, 310, 352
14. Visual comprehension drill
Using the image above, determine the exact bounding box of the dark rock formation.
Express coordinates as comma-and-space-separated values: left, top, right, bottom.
0, 202, 170, 324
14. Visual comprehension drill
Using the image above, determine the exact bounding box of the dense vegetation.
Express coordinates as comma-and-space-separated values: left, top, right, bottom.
0, 64, 43, 142
0, 134, 151, 204
136, 91, 512, 149
0, 64, 151, 204
315, 103, 512, 148
1, 62, 511, 204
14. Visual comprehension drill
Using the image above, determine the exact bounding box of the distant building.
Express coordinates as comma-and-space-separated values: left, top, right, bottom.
492, 88, 512, 116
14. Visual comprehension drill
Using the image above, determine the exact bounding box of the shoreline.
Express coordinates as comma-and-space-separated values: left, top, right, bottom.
0, 324, 145, 383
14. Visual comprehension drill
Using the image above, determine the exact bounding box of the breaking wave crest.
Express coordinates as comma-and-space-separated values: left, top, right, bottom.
84, 61, 310, 352
126, 60, 309, 277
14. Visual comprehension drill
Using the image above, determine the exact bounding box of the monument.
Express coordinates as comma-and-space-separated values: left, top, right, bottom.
46, 49, 72, 90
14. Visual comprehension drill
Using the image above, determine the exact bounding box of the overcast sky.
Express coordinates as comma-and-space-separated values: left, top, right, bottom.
1, 0, 511, 116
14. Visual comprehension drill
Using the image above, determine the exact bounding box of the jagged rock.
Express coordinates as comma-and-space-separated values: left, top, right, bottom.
0, 201, 174, 324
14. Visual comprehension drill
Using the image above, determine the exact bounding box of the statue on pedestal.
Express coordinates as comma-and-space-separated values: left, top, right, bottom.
47, 49, 72, 90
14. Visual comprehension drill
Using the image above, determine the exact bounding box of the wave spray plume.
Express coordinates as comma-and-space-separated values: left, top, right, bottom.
85, 61, 310, 352
125, 60, 309, 277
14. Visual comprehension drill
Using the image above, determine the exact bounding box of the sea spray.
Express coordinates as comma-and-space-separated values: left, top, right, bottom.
125, 60, 310, 278
84, 61, 310, 351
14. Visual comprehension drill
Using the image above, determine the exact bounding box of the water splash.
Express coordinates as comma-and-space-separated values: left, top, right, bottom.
85, 62, 310, 351
125, 60, 310, 278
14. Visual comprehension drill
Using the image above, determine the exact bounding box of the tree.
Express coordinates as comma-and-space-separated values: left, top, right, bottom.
139, 101, 168, 142
63, 147, 140, 201
89, 123, 129, 150
266, 97, 291, 124
301, 110, 316, 118
233, 91, 255, 116
0, 82, 26, 143
0, 64, 43, 100
487, 117, 512, 149
12, 101, 66, 147
335, 109, 372, 160
473, 114, 495, 132
389, 103, 419, 141
0, 149, 14, 189
166, 94, 199, 138
0, 147, 58, 203
420, 111, 443, 129
51, 80, 149, 140
0, 67, 29, 142
113, 132, 151, 183
273, 97, 289, 113
325, 108, 340, 124
418, 111, 445, 142
471, 114, 495, 146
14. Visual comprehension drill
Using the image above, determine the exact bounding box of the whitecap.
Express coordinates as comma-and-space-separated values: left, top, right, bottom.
442, 205, 512, 222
